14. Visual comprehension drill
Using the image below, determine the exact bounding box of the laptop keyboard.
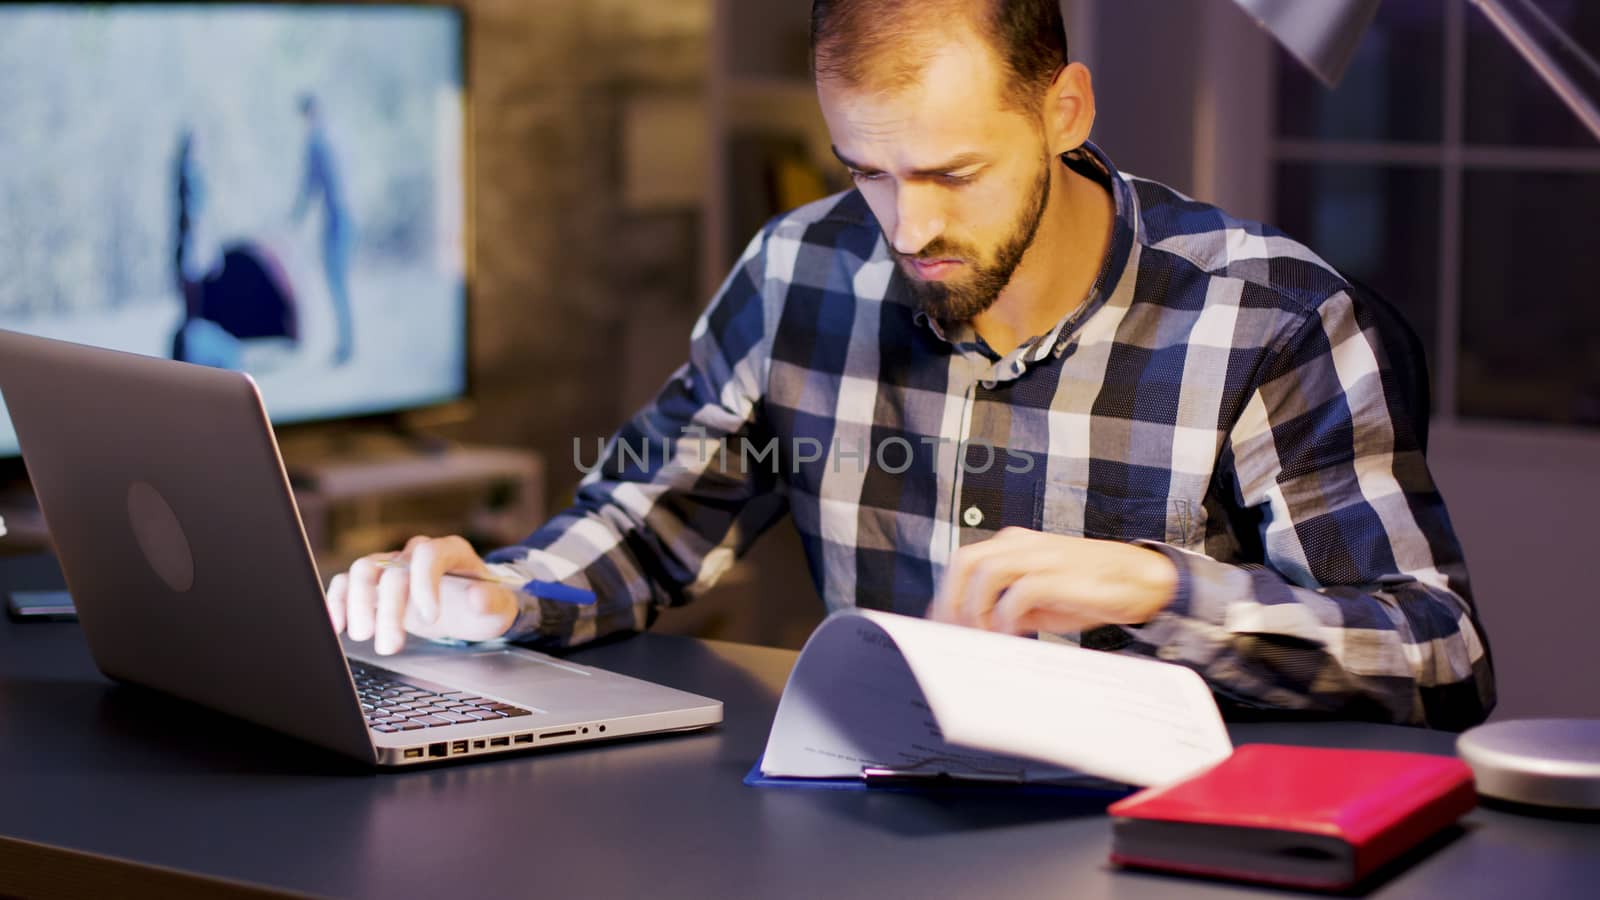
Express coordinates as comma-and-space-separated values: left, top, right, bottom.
349, 661, 535, 733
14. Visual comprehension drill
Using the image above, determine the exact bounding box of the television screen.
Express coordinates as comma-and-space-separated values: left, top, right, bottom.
0, 3, 467, 458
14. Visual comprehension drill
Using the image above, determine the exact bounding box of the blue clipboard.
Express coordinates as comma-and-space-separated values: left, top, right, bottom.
743, 756, 1136, 801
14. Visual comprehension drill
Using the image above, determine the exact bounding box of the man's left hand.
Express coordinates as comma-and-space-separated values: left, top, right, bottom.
929, 527, 1179, 635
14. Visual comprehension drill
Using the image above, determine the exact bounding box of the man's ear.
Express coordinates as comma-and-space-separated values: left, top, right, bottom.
1043, 62, 1096, 155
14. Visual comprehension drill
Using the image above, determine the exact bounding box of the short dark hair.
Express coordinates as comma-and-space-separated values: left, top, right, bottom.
811, 0, 1068, 112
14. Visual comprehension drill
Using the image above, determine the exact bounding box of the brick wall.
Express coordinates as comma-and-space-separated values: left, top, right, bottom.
445, 0, 709, 514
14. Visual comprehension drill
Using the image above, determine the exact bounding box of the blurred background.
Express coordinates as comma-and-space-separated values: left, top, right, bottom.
1, 0, 1595, 721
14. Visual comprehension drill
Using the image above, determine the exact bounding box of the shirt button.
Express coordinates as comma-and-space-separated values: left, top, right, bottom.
962, 506, 984, 527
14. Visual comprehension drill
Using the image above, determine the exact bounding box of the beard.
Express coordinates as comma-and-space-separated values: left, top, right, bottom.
895, 154, 1053, 323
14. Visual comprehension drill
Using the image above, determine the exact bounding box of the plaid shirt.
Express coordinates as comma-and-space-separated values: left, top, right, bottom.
490, 142, 1495, 729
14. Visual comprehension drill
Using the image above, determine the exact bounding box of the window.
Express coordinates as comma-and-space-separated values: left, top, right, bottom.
1270, 0, 1600, 428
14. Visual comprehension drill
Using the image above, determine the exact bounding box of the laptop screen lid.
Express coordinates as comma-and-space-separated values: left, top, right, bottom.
0, 330, 376, 764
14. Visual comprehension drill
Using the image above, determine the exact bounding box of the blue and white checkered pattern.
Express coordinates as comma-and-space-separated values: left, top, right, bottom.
489, 142, 1494, 729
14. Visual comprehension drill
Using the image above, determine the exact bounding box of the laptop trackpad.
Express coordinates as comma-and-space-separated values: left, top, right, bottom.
405, 650, 591, 691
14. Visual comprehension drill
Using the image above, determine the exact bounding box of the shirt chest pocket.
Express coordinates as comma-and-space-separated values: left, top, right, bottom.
1035, 481, 1197, 547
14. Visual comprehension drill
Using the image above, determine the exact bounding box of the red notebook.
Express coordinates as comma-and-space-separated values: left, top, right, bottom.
1108, 744, 1476, 891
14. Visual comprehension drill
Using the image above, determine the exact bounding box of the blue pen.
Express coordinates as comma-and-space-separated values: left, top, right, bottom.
374, 559, 596, 606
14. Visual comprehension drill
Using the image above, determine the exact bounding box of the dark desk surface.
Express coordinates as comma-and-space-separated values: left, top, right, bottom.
1, 556, 1596, 900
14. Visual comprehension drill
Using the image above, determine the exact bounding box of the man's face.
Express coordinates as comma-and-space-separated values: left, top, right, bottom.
817, 32, 1053, 322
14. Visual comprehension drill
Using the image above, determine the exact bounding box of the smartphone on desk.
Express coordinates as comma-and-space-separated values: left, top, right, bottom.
6, 589, 77, 622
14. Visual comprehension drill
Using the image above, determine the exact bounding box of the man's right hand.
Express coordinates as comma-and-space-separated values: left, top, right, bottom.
326, 535, 520, 656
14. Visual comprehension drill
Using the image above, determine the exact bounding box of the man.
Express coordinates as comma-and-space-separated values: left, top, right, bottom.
329, 0, 1494, 729
292, 94, 356, 366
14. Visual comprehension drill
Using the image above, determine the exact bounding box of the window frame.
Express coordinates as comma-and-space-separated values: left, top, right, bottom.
1214, 0, 1600, 440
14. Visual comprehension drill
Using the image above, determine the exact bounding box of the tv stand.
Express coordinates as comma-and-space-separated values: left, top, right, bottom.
284, 439, 545, 577
0, 436, 544, 574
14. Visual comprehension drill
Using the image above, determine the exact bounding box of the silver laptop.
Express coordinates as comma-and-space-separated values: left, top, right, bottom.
0, 329, 722, 766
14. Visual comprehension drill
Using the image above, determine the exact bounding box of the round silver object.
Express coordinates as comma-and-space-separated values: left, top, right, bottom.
1456, 719, 1600, 810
